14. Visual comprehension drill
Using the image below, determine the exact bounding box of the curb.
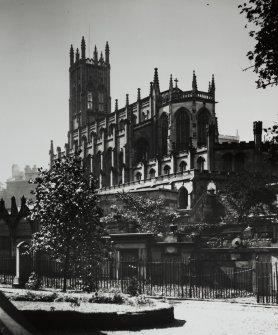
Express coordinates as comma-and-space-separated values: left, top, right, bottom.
21, 305, 174, 331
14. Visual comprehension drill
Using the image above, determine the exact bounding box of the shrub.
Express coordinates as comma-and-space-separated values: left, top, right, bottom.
127, 277, 140, 296
12, 291, 58, 302
25, 272, 41, 290
89, 292, 125, 304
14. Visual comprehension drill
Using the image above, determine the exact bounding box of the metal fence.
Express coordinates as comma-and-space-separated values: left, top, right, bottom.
1, 255, 278, 304
0, 256, 15, 285
34, 257, 256, 299
256, 262, 278, 304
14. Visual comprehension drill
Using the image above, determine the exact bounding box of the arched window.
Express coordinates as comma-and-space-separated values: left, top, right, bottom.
132, 114, 137, 125
223, 153, 233, 172
98, 92, 104, 112
149, 168, 156, 179
119, 150, 124, 172
93, 151, 101, 188
178, 186, 188, 209
108, 124, 114, 136
160, 113, 168, 156
163, 165, 171, 175
197, 157, 205, 171
104, 148, 112, 187
87, 92, 93, 110
73, 139, 79, 152
134, 138, 149, 164
82, 136, 87, 160
72, 87, 76, 112
119, 119, 125, 131
175, 109, 190, 151
135, 172, 142, 181
235, 153, 245, 172
77, 85, 81, 112
197, 108, 211, 146
179, 161, 187, 173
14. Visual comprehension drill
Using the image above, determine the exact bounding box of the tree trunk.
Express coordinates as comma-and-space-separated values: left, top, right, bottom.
62, 247, 70, 292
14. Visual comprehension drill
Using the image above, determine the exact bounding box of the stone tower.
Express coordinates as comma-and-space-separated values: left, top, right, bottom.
68, 37, 111, 150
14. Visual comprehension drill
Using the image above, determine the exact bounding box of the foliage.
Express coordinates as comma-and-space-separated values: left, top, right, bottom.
239, 0, 278, 88
25, 272, 41, 290
12, 291, 58, 302
218, 172, 277, 224
102, 192, 180, 235
263, 123, 278, 164
89, 291, 126, 304
180, 223, 223, 236
127, 277, 140, 296
29, 150, 111, 292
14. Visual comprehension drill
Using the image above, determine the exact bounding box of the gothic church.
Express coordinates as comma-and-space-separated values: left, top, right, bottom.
49, 37, 272, 218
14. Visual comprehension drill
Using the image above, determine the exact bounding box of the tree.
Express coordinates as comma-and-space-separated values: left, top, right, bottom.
102, 192, 179, 235
264, 123, 278, 164
29, 151, 110, 292
239, 0, 278, 88
218, 172, 277, 225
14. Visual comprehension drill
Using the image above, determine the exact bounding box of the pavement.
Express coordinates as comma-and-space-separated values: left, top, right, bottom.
105, 299, 278, 335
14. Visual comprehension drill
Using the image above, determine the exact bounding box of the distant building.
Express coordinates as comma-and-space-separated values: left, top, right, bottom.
0, 165, 38, 208
218, 131, 239, 144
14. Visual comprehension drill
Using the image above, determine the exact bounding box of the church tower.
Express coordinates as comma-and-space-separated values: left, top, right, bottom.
68, 37, 111, 149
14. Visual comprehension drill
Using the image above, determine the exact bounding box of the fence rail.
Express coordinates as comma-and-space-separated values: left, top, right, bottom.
1, 256, 278, 304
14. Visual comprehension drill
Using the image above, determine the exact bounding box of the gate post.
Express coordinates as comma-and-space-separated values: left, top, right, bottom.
13, 241, 31, 288
188, 257, 192, 298
255, 256, 260, 303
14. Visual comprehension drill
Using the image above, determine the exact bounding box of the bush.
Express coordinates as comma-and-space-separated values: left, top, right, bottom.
12, 291, 58, 302
89, 292, 125, 304
127, 277, 140, 296
25, 272, 41, 290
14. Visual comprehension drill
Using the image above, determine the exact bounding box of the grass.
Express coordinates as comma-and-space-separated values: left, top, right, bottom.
0, 286, 167, 314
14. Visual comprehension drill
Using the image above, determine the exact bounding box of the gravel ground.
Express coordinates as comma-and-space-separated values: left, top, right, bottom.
104, 300, 278, 335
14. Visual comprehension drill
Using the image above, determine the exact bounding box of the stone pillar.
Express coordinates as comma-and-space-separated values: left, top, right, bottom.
110, 169, 114, 187
13, 242, 31, 288
122, 167, 125, 184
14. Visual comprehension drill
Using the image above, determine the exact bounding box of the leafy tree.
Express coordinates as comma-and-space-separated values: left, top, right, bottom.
218, 172, 277, 225
29, 151, 110, 292
239, 0, 278, 88
102, 192, 179, 235
264, 123, 278, 164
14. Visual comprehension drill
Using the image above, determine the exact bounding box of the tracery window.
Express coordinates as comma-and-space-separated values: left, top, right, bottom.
87, 91, 93, 110
134, 138, 149, 164
197, 108, 210, 146
176, 109, 190, 151
161, 114, 168, 156
98, 92, 104, 112
149, 168, 156, 178
178, 186, 188, 209
179, 161, 187, 173
197, 157, 205, 172
163, 165, 171, 175
135, 172, 142, 181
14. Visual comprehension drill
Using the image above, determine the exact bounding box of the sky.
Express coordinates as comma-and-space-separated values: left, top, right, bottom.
0, 0, 277, 184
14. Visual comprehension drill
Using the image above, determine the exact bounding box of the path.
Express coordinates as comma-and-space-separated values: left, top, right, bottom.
105, 300, 278, 335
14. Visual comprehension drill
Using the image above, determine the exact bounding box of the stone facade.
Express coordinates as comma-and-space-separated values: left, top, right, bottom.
50, 37, 277, 218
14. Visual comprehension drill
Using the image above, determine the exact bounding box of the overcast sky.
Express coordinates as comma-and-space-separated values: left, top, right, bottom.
0, 0, 277, 184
